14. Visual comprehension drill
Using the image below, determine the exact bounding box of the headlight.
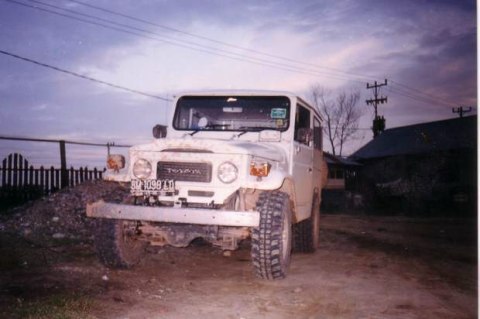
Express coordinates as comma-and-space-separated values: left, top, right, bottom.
133, 158, 152, 179
217, 161, 238, 184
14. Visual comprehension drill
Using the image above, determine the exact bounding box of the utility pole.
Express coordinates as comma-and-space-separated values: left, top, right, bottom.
452, 106, 472, 118
107, 142, 115, 156
366, 79, 388, 138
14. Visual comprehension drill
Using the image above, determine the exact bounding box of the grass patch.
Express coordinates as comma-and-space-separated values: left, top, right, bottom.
5, 293, 96, 319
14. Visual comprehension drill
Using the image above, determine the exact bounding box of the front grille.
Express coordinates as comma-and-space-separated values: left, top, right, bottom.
157, 161, 212, 183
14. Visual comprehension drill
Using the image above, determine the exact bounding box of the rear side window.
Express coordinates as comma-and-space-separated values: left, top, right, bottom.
313, 117, 322, 150
294, 104, 311, 145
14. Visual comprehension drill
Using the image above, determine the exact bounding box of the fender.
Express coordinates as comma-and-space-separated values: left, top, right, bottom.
244, 173, 301, 222
277, 176, 302, 222
244, 169, 286, 190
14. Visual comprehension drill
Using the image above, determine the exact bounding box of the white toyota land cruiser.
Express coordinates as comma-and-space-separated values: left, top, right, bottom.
87, 90, 325, 280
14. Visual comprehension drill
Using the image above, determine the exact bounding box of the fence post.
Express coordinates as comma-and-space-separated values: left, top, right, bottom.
59, 140, 68, 189
69, 167, 74, 187
39, 166, 45, 193
2, 157, 6, 187
29, 165, 34, 187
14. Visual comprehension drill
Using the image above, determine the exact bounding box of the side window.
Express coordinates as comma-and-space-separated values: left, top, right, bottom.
313, 117, 322, 150
294, 104, 311, 145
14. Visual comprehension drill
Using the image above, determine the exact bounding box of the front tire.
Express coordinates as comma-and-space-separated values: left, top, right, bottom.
94, 219, 147, 268
251, 191, 292, 280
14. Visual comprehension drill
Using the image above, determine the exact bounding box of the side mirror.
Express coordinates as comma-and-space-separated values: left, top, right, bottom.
297, 128, 312, 145
153, 124, 167, 138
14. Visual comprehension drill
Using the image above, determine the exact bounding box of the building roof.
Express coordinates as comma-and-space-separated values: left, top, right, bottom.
351, 115, 477, 160
324, 152, 361, 166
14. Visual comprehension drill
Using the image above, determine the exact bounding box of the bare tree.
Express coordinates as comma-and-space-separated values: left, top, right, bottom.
310, 85, 362, 156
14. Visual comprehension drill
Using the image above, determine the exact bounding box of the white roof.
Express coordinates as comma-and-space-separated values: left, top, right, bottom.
173, 89, 298, 98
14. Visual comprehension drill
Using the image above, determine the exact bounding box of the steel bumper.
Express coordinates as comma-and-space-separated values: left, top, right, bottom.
86, 200, 260, 227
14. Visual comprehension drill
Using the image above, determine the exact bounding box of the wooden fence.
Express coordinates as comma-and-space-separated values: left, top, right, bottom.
1, 153, 105, 210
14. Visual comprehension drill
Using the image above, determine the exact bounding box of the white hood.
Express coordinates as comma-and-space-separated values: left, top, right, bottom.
131, 138, 286, 162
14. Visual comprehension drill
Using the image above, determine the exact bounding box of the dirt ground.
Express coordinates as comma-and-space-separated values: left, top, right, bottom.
0, 211, 477, 319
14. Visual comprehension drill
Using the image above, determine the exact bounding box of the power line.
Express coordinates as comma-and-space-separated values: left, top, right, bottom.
388, 87, 439, 106
0, 49, 171, 101
389, 80, 454, 107
66, 0, 377, 81
4, 0, 370, 83
0, 135, 131, 147
38, 0, 359, 82
34, 0, 373, 82
333, 127, 371, 131
391, 80, 455, 105
387, 86, 451, 108
3, 0, 467, 111
64, 0, 473, 111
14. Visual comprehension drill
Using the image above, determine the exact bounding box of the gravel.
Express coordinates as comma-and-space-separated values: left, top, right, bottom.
2, 180, 130, 244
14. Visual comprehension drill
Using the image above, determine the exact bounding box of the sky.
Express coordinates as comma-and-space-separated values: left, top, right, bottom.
0, 0, 477, 167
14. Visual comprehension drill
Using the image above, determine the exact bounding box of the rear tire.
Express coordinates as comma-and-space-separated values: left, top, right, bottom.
94, 219, 147, 268
293, 193, 320, 253
251, 191, 292, 280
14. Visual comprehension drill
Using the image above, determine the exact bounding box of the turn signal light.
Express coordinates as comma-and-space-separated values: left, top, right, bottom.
107, 154, 125, 172
250, 162, 271, 177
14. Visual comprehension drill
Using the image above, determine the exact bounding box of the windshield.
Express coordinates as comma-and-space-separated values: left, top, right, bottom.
173, 96, 290, 132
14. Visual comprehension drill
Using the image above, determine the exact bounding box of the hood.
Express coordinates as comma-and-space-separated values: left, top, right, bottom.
131, 138, 286, 162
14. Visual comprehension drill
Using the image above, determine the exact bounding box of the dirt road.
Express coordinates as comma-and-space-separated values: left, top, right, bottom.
0, 214, 477, 319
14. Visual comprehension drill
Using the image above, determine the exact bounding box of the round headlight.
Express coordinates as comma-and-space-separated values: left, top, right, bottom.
217, 161, 238, 184
133, 158, 152, 179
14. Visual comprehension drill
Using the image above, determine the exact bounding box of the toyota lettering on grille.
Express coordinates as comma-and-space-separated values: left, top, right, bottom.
165, 167, 203, 175
158, 162, 212, 182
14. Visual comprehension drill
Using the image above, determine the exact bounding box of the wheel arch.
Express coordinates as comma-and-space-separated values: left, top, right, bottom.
277, 177, 300, 223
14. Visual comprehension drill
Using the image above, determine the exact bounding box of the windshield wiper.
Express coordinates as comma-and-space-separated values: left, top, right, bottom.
238, 126, 276, 131
235, 126, 276, 138
189, 129, 201, 136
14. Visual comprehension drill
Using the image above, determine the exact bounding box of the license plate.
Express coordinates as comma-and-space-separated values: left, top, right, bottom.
131, 179, 175, 194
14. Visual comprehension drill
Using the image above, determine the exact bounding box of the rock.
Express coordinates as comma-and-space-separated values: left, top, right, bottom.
4, 180, 130, 243
102, 275, 109, 281
113, 295, 125, 303
293, 287, 303, 293
223, 250, 232, 257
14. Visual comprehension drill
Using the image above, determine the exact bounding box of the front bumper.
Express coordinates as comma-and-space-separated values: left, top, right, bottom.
86, 200, 260, 227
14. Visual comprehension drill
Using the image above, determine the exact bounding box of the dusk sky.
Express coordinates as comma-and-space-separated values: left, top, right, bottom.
0, 0, 476, 167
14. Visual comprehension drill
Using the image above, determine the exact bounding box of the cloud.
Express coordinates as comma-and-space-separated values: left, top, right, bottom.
31, 103, 48, 111
0, 0, 476, 159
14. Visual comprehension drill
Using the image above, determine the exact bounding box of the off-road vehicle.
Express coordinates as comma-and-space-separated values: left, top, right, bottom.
87, 90, 325, 279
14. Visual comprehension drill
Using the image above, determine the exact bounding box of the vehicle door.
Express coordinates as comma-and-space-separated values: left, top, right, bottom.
312, 116, 323, 192
291, 103, 314, 220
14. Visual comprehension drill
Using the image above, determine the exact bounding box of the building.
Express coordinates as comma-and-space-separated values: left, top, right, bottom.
321, 152, 362, 212
350, 116, 477, 216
